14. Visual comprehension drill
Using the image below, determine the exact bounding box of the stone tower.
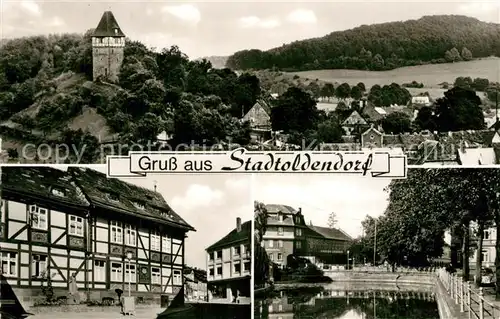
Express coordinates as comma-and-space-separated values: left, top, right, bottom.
92, 11, 125, 82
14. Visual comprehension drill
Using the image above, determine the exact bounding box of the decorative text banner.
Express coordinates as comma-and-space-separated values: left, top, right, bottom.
107, 148, 406, 178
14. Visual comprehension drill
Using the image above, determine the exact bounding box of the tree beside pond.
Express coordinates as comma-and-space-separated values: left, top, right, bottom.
254, 201, 271, 287
373, 169, 500, 290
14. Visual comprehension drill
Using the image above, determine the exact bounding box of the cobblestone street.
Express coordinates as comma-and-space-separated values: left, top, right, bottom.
29, 307, 164, 319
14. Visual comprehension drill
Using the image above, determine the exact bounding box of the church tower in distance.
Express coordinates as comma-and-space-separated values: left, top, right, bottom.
92, 11, 125, 82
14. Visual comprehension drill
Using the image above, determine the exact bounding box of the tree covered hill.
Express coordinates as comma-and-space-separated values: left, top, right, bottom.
226, 15, 500, 72
0, 30, 262, 162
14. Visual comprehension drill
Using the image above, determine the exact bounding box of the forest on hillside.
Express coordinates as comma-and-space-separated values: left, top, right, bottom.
226, 15, 500, 72
0, 30, 264, 161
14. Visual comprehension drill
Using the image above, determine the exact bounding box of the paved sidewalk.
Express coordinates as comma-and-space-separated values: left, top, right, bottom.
29, 307, 164, 319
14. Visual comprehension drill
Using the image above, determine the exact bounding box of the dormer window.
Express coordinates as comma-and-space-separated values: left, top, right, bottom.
161, 211, 174, 219
133, 201, 145, 210
114, 28, 118, 34
106, 192, 119, 202
278, 214, 283, 222
51, 187, 65, 197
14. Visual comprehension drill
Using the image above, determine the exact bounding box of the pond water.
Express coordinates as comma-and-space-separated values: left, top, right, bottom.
254, 286, 440, 319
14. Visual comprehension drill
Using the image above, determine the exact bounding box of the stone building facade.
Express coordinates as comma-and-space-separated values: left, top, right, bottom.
92, 11, 126, 82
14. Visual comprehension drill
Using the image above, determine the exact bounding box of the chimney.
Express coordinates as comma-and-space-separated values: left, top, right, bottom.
298, 207, 302, 215
236, 217, 242, 232
154, 180, 158, 192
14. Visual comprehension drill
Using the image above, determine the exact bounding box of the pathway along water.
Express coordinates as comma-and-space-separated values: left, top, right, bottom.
255, 284, 440, 319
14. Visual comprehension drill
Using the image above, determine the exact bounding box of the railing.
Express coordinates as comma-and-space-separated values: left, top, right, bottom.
351, 266, 437, 273
322, 265, 437, 273
436, 268, 500, 319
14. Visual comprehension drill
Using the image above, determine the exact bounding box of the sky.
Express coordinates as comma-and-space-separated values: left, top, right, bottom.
49, 165, 252, 269
254, 174, 391, 238
1, 0, 500, 58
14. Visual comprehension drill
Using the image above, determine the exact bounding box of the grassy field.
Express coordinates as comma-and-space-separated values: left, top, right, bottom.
289, 57, 500, 89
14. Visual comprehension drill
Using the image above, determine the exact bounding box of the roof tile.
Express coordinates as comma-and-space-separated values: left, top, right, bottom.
308, 225, 352, 241
67, 167, 194, 230
93, 11, 125, 37
2, 167, 90, 207
206, 220, 251, 251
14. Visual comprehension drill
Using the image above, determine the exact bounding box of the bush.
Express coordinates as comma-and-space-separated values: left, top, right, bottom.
33, 299, 65, 307
85, 298, 115, 306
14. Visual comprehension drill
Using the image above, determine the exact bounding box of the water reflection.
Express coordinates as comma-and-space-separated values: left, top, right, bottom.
255, 286, 440, 319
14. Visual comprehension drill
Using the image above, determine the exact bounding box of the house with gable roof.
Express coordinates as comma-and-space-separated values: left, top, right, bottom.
1, 167, 90, 304
184, 266, 207, 302
205, 217, 251, 304
341, 110, 369, 136
242, 100, 271, 130
68, 167, 195, 302
361, 126, 384, 148
456, 130, 500, 165
242, 100, 273, 142
1, 166, 195, 306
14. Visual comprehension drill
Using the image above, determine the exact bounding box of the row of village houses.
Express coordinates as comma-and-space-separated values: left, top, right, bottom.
0, 166, 251, 306
243, 97, 500, 165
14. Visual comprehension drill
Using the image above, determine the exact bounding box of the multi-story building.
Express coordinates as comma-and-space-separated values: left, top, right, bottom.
262, 204, 297, 267
206, 217, 251, 304
261, 204, 352, 267
92, 11, 126, 82
0, 167, 194, 305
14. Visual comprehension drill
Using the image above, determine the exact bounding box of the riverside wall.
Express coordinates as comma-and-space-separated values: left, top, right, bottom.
274, 271, 461, 319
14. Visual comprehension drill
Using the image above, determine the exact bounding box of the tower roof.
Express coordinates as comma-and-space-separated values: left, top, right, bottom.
93, 11, 125, 37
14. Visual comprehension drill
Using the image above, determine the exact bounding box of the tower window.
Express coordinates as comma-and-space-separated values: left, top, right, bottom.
114, 28, 118, 35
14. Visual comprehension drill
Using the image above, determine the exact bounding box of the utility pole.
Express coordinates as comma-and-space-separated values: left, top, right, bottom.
373, 220, 377, 266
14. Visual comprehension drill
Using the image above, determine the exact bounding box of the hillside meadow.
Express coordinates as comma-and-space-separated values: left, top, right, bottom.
289, 57, 500, 89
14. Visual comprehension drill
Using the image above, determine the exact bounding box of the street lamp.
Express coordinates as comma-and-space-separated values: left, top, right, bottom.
373, 220, 377, 266
126, 252, 133, 297
347, 250, 350, 270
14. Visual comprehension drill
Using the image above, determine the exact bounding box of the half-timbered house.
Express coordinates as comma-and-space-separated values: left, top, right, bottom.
0, 167, 195, 305
67, 167, 195, 302
0, 167, 91, 303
